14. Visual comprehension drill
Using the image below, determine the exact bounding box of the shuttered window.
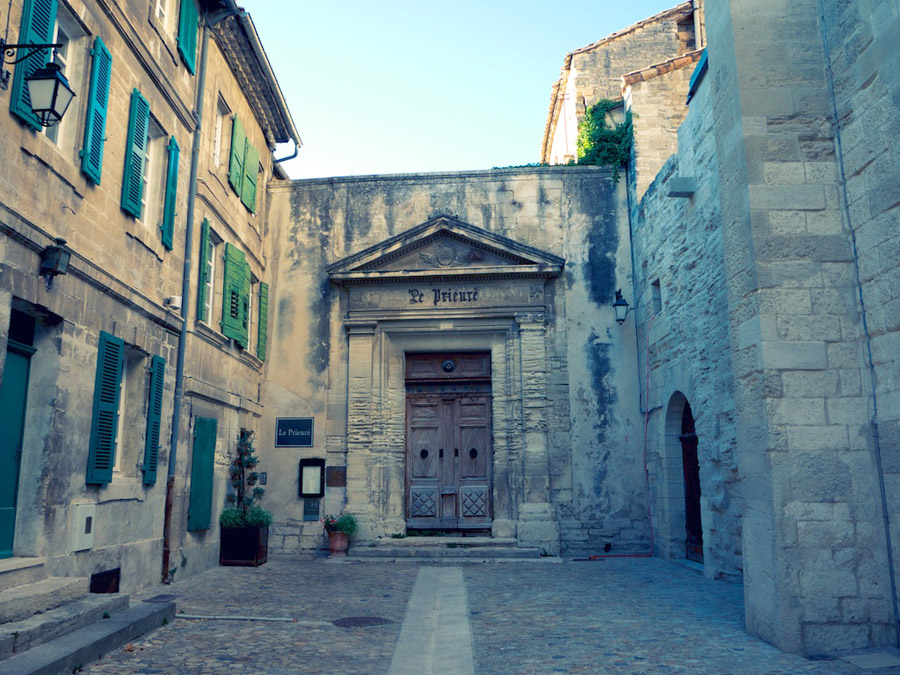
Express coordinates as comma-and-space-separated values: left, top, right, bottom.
176, 0, 198, 75
241, 142, 259, 213
257, 282, 268, 361
142, 355, 165, 485
160, 136, 179, 250
227, 115, 245, 195
87, 331, 123, 485
196, 218, 210, 321
80, 36, 112, 185
121, 89, 150, 218
187, 416, 216, 531
221, 243, 249, 347
10, 0, 57, 130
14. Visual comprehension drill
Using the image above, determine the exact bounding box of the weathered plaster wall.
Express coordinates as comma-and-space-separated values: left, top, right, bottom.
262, 167, 646, 555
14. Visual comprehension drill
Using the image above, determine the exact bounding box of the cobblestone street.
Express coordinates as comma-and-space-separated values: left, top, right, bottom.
82, 556, 899, 674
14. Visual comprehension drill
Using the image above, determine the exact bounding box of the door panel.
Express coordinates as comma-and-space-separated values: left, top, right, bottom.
0, 347, 33, 559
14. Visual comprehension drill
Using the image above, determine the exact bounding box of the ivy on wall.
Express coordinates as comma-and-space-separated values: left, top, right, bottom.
576, 99, 633, 181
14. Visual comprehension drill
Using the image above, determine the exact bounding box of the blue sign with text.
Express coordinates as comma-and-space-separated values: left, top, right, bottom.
275, 417, 314, 447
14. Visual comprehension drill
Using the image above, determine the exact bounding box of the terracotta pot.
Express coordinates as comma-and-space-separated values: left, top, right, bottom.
328, 531, 349, 556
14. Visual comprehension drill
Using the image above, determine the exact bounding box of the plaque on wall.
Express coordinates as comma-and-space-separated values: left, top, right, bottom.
275, 417, 314, 447
325, 466, 347, 487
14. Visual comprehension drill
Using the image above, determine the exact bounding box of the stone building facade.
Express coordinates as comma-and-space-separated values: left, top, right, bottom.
0, 0, 298, 593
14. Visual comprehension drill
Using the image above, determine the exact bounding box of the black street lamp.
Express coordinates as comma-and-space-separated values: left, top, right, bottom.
613, 289, 630, 325
1, 39, 75, 127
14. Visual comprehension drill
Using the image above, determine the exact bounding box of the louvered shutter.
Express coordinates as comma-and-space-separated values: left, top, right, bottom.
10, 0, 57, 130
87, 331, 123, 484
196, 218, 210, 321
160, 136, 179, 250
227, 115, 245, 195
80, 36, 112, 185
241, 141, 259, 213
256, 282, 268, 361
121, 89, 150, 218
177, 0, 199, 75
187, 416, 216, 531
142, 355, 165, 485
239, 260, 251, 348
221, 243, 247, 344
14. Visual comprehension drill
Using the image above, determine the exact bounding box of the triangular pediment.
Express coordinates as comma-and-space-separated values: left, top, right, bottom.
327, 215, 564, 284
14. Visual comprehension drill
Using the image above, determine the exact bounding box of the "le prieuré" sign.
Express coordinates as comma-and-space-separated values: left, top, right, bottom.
275, 417, 314, 447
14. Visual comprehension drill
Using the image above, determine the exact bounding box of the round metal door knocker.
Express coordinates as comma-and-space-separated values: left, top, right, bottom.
469, 448, 478, 459
420, 449, 429, 459
441, 359, 456, 373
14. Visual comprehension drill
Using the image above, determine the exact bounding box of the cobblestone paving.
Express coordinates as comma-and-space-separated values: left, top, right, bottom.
86, 556, 897, 674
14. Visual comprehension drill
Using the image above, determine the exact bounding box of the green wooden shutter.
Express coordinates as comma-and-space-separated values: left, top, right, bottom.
142, 355, 165, 485
227, 116, 245, 195
121, 89, 150, 218
256, 282, 268, 361
80, 36, 112, 185
9, 0, 57, 130
87, 331, 123, 485
160, 136, 179, 250
221, 243, 247, 344
187, 416, 216, 531
241, 141, 259, 213
240, 261, 251, 348
196, 218, 210, 321
177, 0, 199, 75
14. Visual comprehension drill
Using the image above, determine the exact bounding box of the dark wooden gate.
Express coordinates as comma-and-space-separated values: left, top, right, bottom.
679, 402, 703, 563
405, 353, 492, 530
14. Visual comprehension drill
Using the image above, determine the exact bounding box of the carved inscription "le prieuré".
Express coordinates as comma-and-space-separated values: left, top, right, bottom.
409, 288, 480, 306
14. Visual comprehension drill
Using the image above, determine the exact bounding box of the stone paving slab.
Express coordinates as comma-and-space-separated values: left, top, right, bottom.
84, 556, 900, 674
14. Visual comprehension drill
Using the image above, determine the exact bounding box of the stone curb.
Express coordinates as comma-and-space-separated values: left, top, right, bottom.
1, 600, 175, 675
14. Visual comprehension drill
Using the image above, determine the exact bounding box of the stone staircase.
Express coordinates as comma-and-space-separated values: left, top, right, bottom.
346, 536, 556, 561
0, 557, 175, 675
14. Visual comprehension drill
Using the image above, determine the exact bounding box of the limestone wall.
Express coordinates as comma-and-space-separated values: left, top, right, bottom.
262, 167, 646, 555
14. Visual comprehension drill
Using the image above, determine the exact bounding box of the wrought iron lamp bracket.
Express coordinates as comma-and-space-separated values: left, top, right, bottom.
0, 39, 61, 90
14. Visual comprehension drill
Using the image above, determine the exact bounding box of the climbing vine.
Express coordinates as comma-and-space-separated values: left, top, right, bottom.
576, 99, 633, 181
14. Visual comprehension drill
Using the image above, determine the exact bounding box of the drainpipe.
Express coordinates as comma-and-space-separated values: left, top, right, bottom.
162, 4, 237, 584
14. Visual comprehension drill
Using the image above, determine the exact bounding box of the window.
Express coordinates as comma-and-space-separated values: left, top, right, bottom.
227, 115, 261, 213
141, 117, 168, 232
247, 275, 258, 353
112, 348, 145, 477
154, 0, 175, 37
81, 36, 112, 185
197, 219, 221, 324
221, 243, 250, 347
43, 10, 86, 154
651, 279, 663, 314
121, 89, 150, 218
213, 96, 230, 169
177, 0, 199, 74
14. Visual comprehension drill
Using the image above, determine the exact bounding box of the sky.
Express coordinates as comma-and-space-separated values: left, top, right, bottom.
241, 1, 681, 179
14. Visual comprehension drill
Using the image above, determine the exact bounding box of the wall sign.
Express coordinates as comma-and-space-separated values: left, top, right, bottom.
275, 417, 314, 447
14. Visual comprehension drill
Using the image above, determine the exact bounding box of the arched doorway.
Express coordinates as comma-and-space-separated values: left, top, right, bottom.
679, 402, 702, 563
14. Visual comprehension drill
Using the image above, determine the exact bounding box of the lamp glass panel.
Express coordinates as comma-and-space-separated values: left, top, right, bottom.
27, 77, 57, 112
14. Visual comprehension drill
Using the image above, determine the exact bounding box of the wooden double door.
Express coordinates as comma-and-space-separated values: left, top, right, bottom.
406, 392, 492, 530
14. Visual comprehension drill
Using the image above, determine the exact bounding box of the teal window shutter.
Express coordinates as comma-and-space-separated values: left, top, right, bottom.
10, 0, 57, 130
142, 355, 165, 485
196, 218, 210, 321
80, 36, 112, 185
121, 89, 150, 218
177, 0, 199, 75
221, 243, 248, 345
256, 282, 268, 361
87, 331, 124, 485
227, 115, 245, 195
187, 416, 216, 531
160, 136, 179, 250
240, 141, 259, 213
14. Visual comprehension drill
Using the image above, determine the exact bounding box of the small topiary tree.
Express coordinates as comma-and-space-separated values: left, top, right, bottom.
220, 428, 272, 528
575, 99, 633, 181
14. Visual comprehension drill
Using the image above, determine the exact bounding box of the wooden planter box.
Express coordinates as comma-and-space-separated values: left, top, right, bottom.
220, 525, 268, 567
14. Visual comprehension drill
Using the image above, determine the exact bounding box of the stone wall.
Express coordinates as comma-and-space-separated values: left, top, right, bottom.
262, 167, 646, 556
541, 2, 697, 164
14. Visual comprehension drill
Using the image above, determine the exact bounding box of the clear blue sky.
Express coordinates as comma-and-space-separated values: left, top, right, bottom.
242, 1, 680, 179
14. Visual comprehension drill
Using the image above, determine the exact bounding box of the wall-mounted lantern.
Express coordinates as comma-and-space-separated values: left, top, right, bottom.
1, 39, 75, 127
40, 237, 71, 288
613, 289, 630, 325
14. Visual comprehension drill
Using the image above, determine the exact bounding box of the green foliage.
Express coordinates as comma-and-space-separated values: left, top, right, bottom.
576, 99, 633, 181
220, 429, 273, 528
323, 513, 358, 535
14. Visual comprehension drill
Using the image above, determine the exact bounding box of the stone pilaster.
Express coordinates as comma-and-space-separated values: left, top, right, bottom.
344, 321, 378, 540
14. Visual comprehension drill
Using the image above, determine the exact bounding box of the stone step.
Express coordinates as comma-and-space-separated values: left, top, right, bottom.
378, 536, 517, 548
0, 593, 129, 661
348, 545, 545, 559
1, 598, 176, 675
0, 577, 88, 624
0, 558, 47, 593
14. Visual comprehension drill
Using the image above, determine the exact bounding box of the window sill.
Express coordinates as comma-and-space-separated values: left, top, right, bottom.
147, 10, 179, 67
20, 131, 87, 198
125, 219, 166, 262
195, 319, 230, 347
97, 477, 146, 503
194, 320, 263, 371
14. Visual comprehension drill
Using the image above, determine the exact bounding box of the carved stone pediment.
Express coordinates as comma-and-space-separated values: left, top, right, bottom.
327, 215, 564, 284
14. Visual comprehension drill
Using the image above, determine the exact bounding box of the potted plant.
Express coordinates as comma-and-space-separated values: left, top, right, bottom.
219, 429, 272, 566
323, 513, 357, 557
